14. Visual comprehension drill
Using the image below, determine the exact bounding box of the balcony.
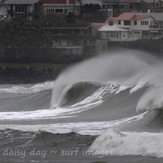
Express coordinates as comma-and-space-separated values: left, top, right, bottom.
150, 21, 163, 29
150, 25, 163, 29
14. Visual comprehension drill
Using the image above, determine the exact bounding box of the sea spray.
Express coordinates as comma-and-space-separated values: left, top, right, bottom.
51, 49, 154, 107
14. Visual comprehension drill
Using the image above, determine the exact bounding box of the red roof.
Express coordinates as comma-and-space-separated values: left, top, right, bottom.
105, 13, 151, 23
39, 0, 75, 4
117, 13, 135, 20
132, 15, 151, 20
105, 17, 117, 23
117, 13, 151, 20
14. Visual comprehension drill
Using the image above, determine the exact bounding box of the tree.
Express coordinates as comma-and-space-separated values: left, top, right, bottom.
82, 3, 101, 14
0, 18, 53, 48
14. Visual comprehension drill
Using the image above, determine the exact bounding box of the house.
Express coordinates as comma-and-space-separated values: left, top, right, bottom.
101, 0, 163, 17
39, 0, 81, 17
99, 24, 131, 42
43, 23, 99, 55
91, 22, 105, 35
102, 0, 136, 16
129, 12, 163, 21
130, 0, 146, 12
143, 0, 163, 12
128, 12, 163, 38
4, 0, 42, 20
99, 12, 162, 41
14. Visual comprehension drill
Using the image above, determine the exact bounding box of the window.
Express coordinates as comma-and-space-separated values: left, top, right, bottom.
124, 20, 131, 26
46, 7, 55, 14
141, 21, 149, 25
134, 21, 137, 25
109, 21, 113, 26
110, 32, 119, 39
56, 9, 63, 14
118, 20, 121, 25
15, 5, 25, 13
123, 33, 126, 37
134, 31, 140, 34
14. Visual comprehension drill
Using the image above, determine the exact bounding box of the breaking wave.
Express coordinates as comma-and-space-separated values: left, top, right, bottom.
55, 81, 102, 106
2, 49, 163, 158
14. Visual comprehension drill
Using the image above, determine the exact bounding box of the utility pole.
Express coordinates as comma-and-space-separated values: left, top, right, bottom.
153, 0, 156, 10
117, 0, 120, 16
74, 0, 82, 16
74, 0, 76, 15
78, 0, 83, 17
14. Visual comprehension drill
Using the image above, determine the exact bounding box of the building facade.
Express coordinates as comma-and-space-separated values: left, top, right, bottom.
99, 12, 163, 42
0, 0, 81, 21
43, 23, 99, 55
3, 0, 42, 21
40, 0, 81, 16
102, 0, 163, 17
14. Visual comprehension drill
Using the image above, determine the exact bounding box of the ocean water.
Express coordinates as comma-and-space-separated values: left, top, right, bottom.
1, 49, 163, 163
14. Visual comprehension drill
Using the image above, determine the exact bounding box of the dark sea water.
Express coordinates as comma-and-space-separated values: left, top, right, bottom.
1, 50, 163, 163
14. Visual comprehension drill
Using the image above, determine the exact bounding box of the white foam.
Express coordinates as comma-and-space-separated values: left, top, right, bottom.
70, 83, 118, 108
0, 81, 54, 94
0, 113, 145, 135
136, 87, 163, 111
0, 108, 75, 120
90, 129, 163, 157
0, 99, 102, 120
116, 85, 128, 94
130, 81, 148, 94
0, 82, 120, 121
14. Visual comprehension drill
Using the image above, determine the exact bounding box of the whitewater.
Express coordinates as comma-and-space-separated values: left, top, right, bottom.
1, 49, 163, 162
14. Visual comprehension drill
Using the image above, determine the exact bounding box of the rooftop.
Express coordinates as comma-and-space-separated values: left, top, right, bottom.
39, 0, 75, 4
5, 0, 39, 4
102, 0, 138, 3
105, 17, 117, 23
128, 12, 163, 21
39, 0, 66, 3
102, 0, 161, 3
106, 13, 152, 23
117, 13, 136, 20
92, 22, 105, 28
99, 25, 128, 31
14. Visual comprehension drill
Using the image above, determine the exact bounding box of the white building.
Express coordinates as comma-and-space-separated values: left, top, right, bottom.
99, 12, 162, 41
3, 0, 41, 21
40, 0, 81, 16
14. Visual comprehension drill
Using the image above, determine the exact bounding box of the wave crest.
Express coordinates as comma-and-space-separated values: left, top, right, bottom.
57, 81, 102, 106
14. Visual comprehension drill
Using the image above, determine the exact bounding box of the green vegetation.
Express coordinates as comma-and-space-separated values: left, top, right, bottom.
0, 18, 84, 64
0, 18, 53, 48
82, 4, 101, 14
